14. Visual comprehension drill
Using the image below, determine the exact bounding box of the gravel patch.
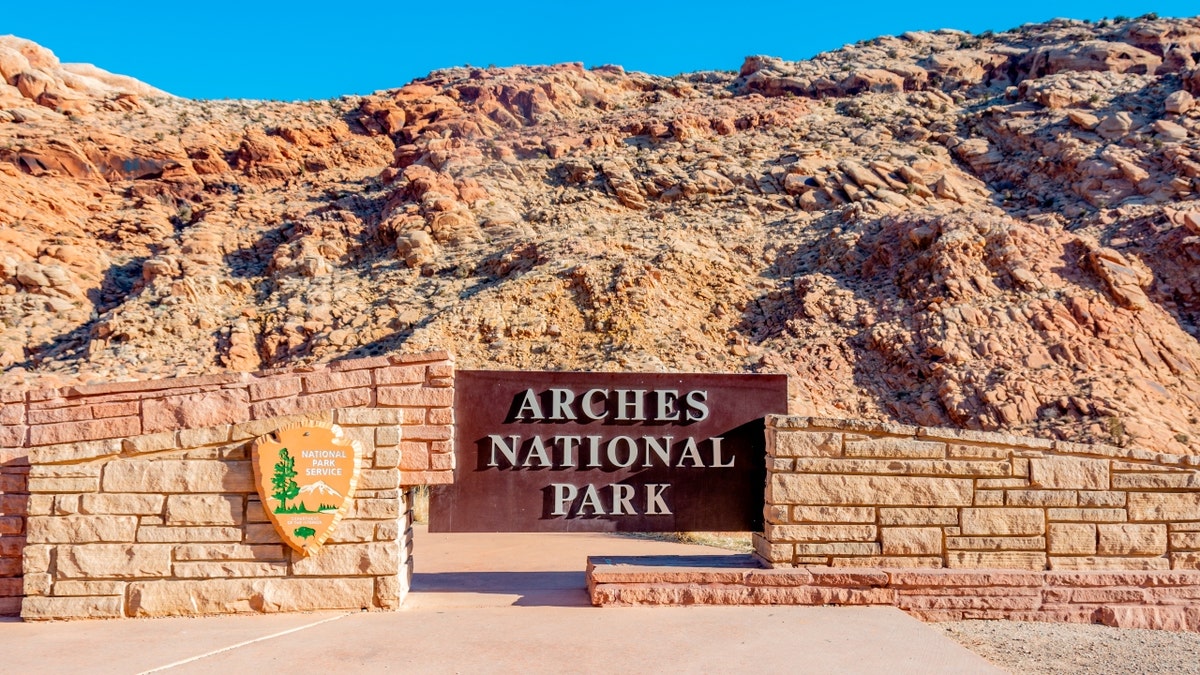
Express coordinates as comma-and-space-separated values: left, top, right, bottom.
940, 621, 1200, 674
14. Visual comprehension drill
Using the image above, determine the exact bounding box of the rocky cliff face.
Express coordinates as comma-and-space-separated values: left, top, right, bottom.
3, 17, 1200, 452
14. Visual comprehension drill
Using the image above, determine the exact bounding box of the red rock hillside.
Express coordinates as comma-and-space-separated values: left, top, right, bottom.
3, 17, 1200, 453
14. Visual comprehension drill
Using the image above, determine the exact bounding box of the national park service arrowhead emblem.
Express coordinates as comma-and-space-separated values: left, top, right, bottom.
251, 422, 362, 556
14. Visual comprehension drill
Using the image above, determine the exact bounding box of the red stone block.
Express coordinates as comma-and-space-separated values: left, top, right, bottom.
0, 426, 26, 449
303, 369, 371, 394
26, 406, 94, 425
897, 594, 1041, 611
0, 558, 19, 576
389, 350, 451, 365
0, 536, 26, 556
247, 376, 301, 401
0, 475, 27, 492
0, 578, 22, 595
374, 366, 425, 386
399, 470, 453, 486
66, 372, 247, 397
28, 416, 139, 446
0, 517, 21, 534
0, 495, 27, 515
888, 569, 1043, 587
806, 568, 889, 587
1100, 605, 1192, 631
91, 402, 139, 419
0, 404, 23, 425
250, 388, 371, 419
398, 442, 430, 471
398, 425, 452, 441
143, 389, 249, 433
378, 386, 453, 408
330, 356, 392, 372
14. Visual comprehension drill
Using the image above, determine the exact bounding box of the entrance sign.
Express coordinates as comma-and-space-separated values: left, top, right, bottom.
251, 422, 362, 555
431, 370, 788, 532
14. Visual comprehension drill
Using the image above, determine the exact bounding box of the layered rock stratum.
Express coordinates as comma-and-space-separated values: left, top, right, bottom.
3, 17, 1200, 452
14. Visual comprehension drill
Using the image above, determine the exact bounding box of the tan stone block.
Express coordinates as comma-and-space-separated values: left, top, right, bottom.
843, 437, 946, 458
1079, 491, 1126, 507
961, 508, 1045, 536
375, 575, 403, 610
753, 533, 794, 564
1049, 523, 1097, 555
173, 544, 288, 561
1170, 532, 1200, 550
254, 390, 374, 419
56, 544, 172, 578
945, 536, 1045, 551
143, 390, 249, 434
792, 459, 1009, 476
127, 579, 259, 616
290, 541, 400, 576
164, 495, 243, 526
1128, 492, 1200, 522
1114, 472, 1200, 489
28, 417, 140, 448
375, 521, 400, 541
770, 474, 972, 506
26, 515, 138, 544
137, 525, 241, 543
337, 408, 403, 426
1170, 552, 1200, 569
28, 476, 101, 494
1097, 524, 1167, 555
1048, 508, 1127, 522
178, 425, 233, 448
22, 595, 123, 620
102, 460, 253, 493
326, 520, 378, 544
23, 544, 50, 573
257, 577, 376, 612
359, 469, 399, 491
28, 463, 102, 478
976, 478, 1030, 489
373, 445, 400, 469
882, 527, 942, 555
53, 495, 80, 515
24, 573, 51, 596
947, 551, 1046, 570
397, 425, 452, 441
1048, 556, 1170, 571
80, 494, 165, 515
1005, 490, 1078, 507
879, 508, 959, 526
793, 542, 882, 556
765, 524, 876, 542
974, 491, 1005, 506
121, 431, 179, 455
946, 443, 1011, 460
774, 432, 841, 458
28, 438, 121, 465
1030, 457, 1110, 490
791, 506, 876, 523
831, 556, 945, 568
173, 561, 288, 578
52, 580, 126, 596
230, 412, 333, 441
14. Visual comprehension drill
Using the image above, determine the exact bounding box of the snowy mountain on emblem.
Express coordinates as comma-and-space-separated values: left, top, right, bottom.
299, 481, 342, 498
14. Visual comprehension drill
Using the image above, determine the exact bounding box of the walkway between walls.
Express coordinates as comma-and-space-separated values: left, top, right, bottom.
0, 526, 999, 674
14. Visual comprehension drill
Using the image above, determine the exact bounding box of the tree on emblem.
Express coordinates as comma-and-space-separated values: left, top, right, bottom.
272, 447, 300, 513
294, 526, 316, 541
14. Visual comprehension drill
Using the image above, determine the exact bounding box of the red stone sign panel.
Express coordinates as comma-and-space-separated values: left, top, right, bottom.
430, 370, 788, 532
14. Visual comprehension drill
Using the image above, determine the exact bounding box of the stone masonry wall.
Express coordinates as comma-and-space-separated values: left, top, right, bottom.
1, 350, 454, 619
760, 417, 1200, 571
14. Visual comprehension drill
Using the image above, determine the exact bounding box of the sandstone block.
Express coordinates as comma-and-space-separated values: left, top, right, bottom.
375, 426, 401, 447
1004, 490, 1078, 507
326, 520, 378, 544
173, 561, 287, 578
790, 506, 875, 523
1030, 457, 1109, 490
374, 445, 401, 468
178, 425, 233, 448
766, 524, 876, 542
337, 408, 403, 426
127, 578, 259, 616
1171, 553, 1200, 569
102, 460, 253, 493
28, 417, 140, 447
882, 527, 942, 555
121, 431, 180, 455
945, 536, 1045, 551
23, 544, 50, 573
28, 438, 121, 465
1170, 532, 1200, 550
251, 389, 371, 419
1048, 508, 1127, 522
378, 386, 453, 408
22, 595, 123, 620
23, 572, 51, 596
879, 508, 959, 526
137, 525, 241, 543
231, 412, 333, 441
27, 515, 138, 543
429, 452, 454, 471
375, 575, 404, 610
172, 544, 288, 561
947, 551, 1047, 570
843, 438, 946, 458
1047, 556, 1170, 571
52, 580, 127, 596
27, 476, 101, 493
375, 366, 425, 386
290, 541, 400, 576
248, 376, 301, 401
304, 369, 371, 394
794, 542, 881, 556
1079, 491, 1126, 508
56, 544, 172, 578
29, 463, 101, 478
143, 390, 249, 434
80, 494, 165, 515
1114, 472, 1200, 489
961, 508, 1044, 536
770, 474, 972, 506
1049, 523, 1097, 555
257, 577, 376, 612
398, 442, 429, 471
1097, 524, 1167, 555
359, 469, 399, 491
973, 491, 1005, 506
774, 432, 841, 457
1127, 492, 1200, 521
428, 408, 453, 425
0, 515, 24, 534
165, 495, 243, 526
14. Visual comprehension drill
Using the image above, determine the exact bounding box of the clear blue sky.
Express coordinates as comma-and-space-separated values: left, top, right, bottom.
6, 2, 1197, 100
